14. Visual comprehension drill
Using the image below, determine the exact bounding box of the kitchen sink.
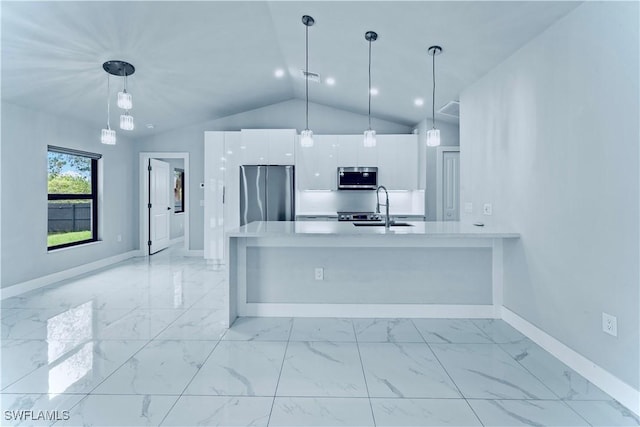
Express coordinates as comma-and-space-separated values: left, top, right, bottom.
353, 222, 414, 227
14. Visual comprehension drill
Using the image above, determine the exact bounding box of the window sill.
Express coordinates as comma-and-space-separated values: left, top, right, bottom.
48, 240, 103, 253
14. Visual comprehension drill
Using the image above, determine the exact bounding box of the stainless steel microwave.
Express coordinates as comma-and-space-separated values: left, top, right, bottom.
337, 167, 378, 190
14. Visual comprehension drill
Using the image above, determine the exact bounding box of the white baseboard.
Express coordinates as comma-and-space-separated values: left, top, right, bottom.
240, 303, 496, 319
502, 307, 640, 416
170, 237, 185, 245
0, 250, 139, 300
183, 250, 204, 257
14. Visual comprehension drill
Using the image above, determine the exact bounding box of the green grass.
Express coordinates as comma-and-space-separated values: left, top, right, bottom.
48, 230, 92, 247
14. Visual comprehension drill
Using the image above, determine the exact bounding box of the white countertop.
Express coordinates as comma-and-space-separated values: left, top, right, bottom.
228, 221, 520, 238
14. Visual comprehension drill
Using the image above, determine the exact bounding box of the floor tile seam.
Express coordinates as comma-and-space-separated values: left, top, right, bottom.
351, 321, 377, 427
408, 318, 430, 346
156, 394, 189, 426
468, 318, 500, 343
172, 337, 223, 398
69, 337, 157, 398
0, 365, 43, 392
266, 319, 294, 426
494, 341, 566, 401
1, 336, 151, 395
423, 340, 485, 426
557, 398, 596, 426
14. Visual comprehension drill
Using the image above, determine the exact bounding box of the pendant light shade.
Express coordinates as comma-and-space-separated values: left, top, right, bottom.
426, 46, 442, 147
364, 31, 378, 148
101, 128, 116, 145
300, 129, 314, 147
364, 130, 376, 148
100, 74, 116, 145
117, 90, 132, 110
301, 15, 315, 147
120, 112, 134, 131
426, 128, 440, 147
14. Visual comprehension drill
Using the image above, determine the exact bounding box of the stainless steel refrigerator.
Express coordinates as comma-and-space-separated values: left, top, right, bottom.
239, 165, 295, 226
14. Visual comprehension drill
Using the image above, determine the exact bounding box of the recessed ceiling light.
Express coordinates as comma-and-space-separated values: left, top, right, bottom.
146, 124, 155, 129
325, 77, 336, 86
274, 68, 285, 78
370, 87, 379, 96
414, 98, 424, 107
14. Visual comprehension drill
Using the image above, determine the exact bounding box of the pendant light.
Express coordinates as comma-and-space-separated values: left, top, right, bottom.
103, 60, 136, 133
300, 15, 315, 148
426, 46, 442, 147
364, 31, 378, 148
117, 70, 133, 110
100, 74, 116, 145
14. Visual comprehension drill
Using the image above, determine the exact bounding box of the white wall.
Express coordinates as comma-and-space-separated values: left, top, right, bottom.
460, 2, 639, 390
159, 157, 185, 240
1, 102, 137, 288
415, 120, 460, 220
137, 99, 411, 250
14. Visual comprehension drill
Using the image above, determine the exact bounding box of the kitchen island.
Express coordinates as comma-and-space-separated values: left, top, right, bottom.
225, 221, 519, 326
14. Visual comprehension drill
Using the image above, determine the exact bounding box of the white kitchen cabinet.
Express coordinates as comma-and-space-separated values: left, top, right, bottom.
223, 132, 241, 234
240, 129, 268, 165
376, 134, 418, 190
336, 135, 358, 166
240, 129, 295, 165
296, 135, 337, 190
357, 138, 378, 167
204, 131, 225, 260
268, 129, 296, 165
336, 134, 378, 167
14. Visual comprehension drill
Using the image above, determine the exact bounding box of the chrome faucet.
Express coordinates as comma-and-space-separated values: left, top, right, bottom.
376, 185, 391, 229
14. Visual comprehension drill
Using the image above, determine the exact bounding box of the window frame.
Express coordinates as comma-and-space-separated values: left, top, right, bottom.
47, 147, 100, 251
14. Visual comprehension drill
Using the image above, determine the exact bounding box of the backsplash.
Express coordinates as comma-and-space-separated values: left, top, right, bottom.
297, 190, 425, 215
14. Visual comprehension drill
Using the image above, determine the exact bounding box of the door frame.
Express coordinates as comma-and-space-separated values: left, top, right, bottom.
435, 146, 460, 221
139, 152, 190, 256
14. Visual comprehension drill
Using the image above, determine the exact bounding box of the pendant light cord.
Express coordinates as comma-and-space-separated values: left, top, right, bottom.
431, 50, 436, 129
368, 39, 372, 130
107, 74, 111, 130
305, 23, 309, 131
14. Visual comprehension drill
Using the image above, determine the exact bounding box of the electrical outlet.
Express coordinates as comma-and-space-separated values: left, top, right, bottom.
314, 267, 324, 281
602, 312, 617, 337
116, 234, 122, 242
464, 202, 473, 213
483, 203, 493, 215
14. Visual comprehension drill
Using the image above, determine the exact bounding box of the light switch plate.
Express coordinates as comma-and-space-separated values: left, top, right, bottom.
483, 203, 493, 215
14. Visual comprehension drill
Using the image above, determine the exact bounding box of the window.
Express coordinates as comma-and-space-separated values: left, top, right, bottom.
174, 168, 184, 213
47, 146, 101, 250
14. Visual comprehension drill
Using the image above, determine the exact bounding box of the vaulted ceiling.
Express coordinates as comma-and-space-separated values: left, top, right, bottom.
1, 1, 580, 136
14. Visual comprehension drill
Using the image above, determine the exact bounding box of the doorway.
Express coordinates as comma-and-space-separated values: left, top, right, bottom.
139, 152, 190, 256
436, 146, 460, 221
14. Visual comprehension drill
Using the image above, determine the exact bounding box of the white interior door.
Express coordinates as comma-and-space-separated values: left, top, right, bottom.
149, 159, 171, 254
443, 151, 460, 221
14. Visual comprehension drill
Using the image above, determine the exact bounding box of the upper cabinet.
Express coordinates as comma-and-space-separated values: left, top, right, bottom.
296, 135, 338, 190
296, 133, 419, 191
377, 134, 419, 190
335, 135, 378, 167
267, 129, 296, 165
240, 129, 295, 165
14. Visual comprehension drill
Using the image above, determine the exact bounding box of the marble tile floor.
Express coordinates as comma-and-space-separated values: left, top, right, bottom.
0, 254, 638, 426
